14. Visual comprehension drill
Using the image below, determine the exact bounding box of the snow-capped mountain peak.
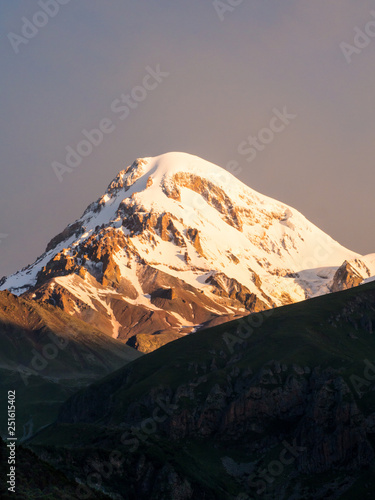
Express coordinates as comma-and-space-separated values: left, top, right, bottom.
1, 152, 373, 352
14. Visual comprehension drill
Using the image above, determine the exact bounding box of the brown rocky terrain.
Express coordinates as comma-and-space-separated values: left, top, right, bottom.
0, 290, 142, 436
1, 153, 373, 354
331, 259, 371, 293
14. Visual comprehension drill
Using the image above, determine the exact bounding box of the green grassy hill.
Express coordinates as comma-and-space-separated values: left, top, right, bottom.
28, 281, 375, 499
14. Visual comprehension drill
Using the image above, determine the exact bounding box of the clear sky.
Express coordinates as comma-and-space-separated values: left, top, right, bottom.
1, 0, 374, 277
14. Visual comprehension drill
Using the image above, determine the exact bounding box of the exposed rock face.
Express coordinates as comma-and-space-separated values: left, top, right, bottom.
205, 272, 269, 311
331, 260, 370, 292
185, 227, 205, 257
38, 252, 78, 282
106, 157, 149, 195
156, 213, 186, 246
31, 281, 375, 498
2, 153, 373, 351
170, 172, 244, 231
45, 221, 84, 253
151, 287, 176, 301
125, 364, 372, 478
296, 375, 373, 474
58, 360, 375, 498
27, 258, 242, 352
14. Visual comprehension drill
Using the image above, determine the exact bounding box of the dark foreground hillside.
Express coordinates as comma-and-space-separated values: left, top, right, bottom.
29, 281, 375, 499
0, 437, 110, 499
0, 290, 142, 435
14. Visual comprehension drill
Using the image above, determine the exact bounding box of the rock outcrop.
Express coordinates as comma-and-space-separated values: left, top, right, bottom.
2, 153, 373, 352
331, 261, 365, 292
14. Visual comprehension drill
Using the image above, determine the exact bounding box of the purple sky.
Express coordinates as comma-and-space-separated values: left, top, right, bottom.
1, 0, 374, 277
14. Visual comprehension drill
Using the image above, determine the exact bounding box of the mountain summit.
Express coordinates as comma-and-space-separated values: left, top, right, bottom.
1, 152, 374, 351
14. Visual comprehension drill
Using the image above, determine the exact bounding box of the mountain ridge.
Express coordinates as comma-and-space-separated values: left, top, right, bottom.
1, 152, 374, 352
0, 289, 142, 435
29, 280, 375, 499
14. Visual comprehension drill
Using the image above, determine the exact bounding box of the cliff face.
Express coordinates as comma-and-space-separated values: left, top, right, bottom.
49, 369, 375, 498
36, 281, 375, 499
331, 259, 370, 293
58, 360, 374, 475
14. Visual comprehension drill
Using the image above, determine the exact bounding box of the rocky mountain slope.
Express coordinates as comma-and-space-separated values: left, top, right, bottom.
29, 280, 375, 499
1, 152, 374, 352
0, 290, 141, 436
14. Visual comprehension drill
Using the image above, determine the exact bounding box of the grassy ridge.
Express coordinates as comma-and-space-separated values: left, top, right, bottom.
26, 281, 375, 498
0, 290, 142, 435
